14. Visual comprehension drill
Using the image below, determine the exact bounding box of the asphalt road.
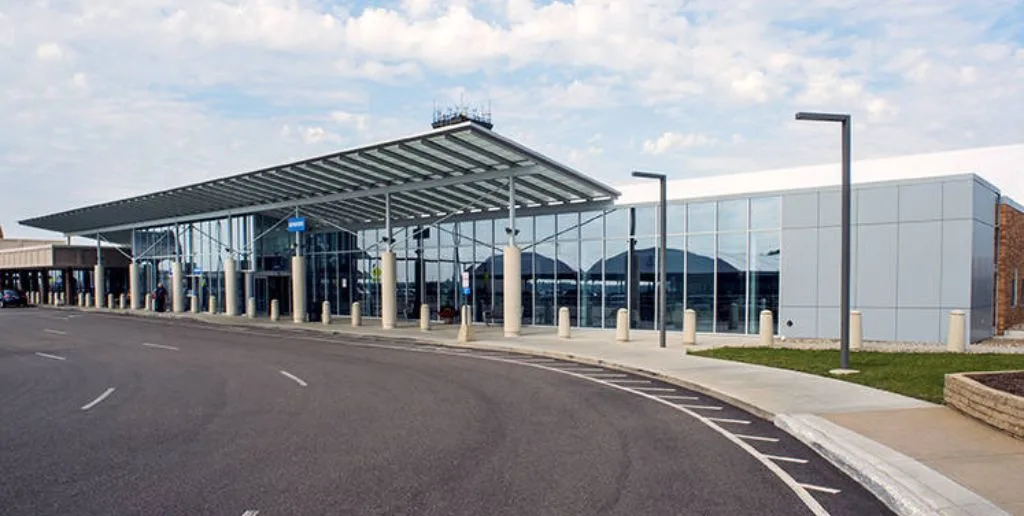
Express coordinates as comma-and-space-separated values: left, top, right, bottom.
0, 307, 894, 515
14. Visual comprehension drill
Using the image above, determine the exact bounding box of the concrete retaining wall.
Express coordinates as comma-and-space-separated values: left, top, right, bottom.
944, 371, 1024, 440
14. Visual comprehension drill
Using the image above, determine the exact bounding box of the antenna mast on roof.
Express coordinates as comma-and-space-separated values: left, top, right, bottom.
432, 96, 493, 130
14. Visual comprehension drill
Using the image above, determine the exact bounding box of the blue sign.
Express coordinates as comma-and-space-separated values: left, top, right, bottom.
287, 217, 307, 232
463, 287, 471, 295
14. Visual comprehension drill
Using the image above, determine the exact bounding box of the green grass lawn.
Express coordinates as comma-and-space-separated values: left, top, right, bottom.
687, 348, 1024, 404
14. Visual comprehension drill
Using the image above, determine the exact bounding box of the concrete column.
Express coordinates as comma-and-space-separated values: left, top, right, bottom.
171, 262, 185, 313
558, 307, 571, 339
458, 305, 475, 343
683, 309, 697, 345
270, 299, 280, 322
190, 295, 198, 313
93, 265, 104, 308
503, 246, 522, 337
351, 302, 361, 327
381, 251, 397, 330
208, 295, 217, 315
246, 297, 256, 319
224, 258, 239, 316
106, 294, 114, 310
850, 310, 863, 350
759, 310, 774, 347
322, 301, 331, 325
291, 256, 306, 323
947, 310, 966, 352
119, 294, 126, 310
129, 263, 140, 310
616, 308, 629, 342
420, 304, 430, 331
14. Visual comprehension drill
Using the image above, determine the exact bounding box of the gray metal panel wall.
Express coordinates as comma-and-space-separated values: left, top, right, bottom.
780, 175, 990, 343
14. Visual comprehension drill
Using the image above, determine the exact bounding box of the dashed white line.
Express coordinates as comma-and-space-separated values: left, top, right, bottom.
279, 370, 308, 387
242, 510, 260, 516
707, 417, 751, 425
81, 388, 116, 411
660, 395, 699, 401
586, 373, 629, 378
142, 342, 180, 351
798, 483, 841, 494
631, 386, 676, 392
43, 329, 67, 335
763, 454, 809, 464
607, 379, 652, 384
35, 352, 66, 361
558, 367, 606, 372
736, 434, 780, 443
676, 404, 723, 411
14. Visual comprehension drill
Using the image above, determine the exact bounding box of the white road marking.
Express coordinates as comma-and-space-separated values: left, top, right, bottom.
707, 417, 751, 425
142, 342, 180, 351
557, 367, 605, 372
660, 395, 699, 401
81, 388, 116, 411
43, 329, 67, 335
607, 379, 652, 384
587, 373, 629, 378
736, 434, 780, 443
798, 483, 841, 494
676, 404, 723, 411
242, 511, 260, 516
279, 370, 308, 387
35, 352, 66, 361
763, 454, 809, 464
631, 386, 676, 392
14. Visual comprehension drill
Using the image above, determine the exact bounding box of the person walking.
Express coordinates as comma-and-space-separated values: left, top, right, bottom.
154, 283, 167, 312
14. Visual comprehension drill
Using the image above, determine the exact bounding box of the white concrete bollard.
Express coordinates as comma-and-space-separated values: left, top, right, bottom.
246, 297, 256, 319
85, 293, 92, 308
351, 302, 361, 327
420, 304, 431, 331
208, 295, 217, 315
77, 294, 84, 307
683, 309, 697, 346
458, 305, 475, 343
107, 294, 114, 310
48, 292, 54, 305
120, 294, 127, 310
145, 294, 152, 311
322, 301, 331, 325
190, 295, 198, 314
558, 307, 571, 339
947, 310, 966, 353
759, 310, 774, 347
270, 299, 280, 322
615, 308, 629, 342
850, 310, 863, 350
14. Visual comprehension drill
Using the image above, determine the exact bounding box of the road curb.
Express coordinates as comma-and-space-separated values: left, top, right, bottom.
775, 414, 1009, 516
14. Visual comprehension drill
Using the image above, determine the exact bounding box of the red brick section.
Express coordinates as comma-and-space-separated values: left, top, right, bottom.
996, 203, 1024, 335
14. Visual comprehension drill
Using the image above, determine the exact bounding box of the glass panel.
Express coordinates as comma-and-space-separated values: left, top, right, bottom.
749, 231, 781, 333
556, 239, 580, 326
581, 240, 603, 328
717, 199, 747, 232
685, 234, 715, 331
580, 211, 604, 240
668, 203, 686, 235
472, 223, 494, 323
633, 206, 655, 237
515, 216, 533, 244
533, 242, 556, 325
604, 236, 628, 327
750, 196, 781, 229
605, 208, 629, 240
666, 235, 686, 331
631, 237, 656, 330
558, 212, 579, 235
535, 215, 556, 244
687, 202, 715, 233
716, 232, 747, 333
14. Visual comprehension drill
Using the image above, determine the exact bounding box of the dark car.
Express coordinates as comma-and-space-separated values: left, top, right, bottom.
1, 289, 28, 308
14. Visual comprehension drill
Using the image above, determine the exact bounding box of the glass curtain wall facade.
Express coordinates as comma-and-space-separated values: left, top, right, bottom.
128, 195, 779, 334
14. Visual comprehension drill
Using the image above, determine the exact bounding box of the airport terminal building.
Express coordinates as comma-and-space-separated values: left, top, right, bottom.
12, 119, 1024, 344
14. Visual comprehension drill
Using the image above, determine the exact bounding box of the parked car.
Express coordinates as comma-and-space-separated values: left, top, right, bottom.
0, 289, 28, 308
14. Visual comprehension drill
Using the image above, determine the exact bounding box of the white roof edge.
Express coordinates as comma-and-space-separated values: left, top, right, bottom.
613, 143, 1024, 205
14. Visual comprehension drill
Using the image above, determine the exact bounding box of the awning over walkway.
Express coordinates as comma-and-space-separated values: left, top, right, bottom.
20, 121, 620, 237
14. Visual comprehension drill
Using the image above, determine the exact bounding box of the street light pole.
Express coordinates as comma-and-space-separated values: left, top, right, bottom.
632, 171, 667, 349
795, 111, 853, 370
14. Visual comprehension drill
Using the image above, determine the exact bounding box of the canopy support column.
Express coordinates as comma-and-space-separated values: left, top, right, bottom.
381, 192, 397, 330
94, 234, 104, 308
504, 177, 521, 337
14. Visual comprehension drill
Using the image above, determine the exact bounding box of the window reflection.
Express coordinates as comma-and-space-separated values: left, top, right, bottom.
716, 233, 746, 333
749, 231, 780, 333
751, 197, 781, 229
686, 234, 715, 331
688, 202, 715, 233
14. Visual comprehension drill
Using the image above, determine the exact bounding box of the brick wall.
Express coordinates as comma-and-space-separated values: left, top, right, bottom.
996, 203, 1024, 334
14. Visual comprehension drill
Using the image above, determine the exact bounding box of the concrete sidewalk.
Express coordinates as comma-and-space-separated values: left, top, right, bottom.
73, 307, 1024, 515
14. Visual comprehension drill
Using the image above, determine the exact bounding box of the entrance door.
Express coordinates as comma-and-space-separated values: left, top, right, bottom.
269, 276, 291, 315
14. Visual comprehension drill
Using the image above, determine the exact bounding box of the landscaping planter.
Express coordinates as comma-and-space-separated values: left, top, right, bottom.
944, 370, 1024, 440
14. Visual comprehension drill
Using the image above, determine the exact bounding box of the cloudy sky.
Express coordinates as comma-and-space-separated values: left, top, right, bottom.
2, 0, 1022, 238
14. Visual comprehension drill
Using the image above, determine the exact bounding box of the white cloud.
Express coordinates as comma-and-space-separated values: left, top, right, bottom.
330, 111, 369, 132
72, 72, 88, 90
36, 43, 64, 61
643, 132, 718, 155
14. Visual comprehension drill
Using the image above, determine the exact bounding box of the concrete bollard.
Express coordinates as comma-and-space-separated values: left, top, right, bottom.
558, 307, 571, 339
458, 305, 475, 343
683, 309, 697, 346
208, 295, 216, 315
144, 294, 152, 311
190, 295, 198, 314
119, 294, 126, 310
270, 299, 279, 322
420, 304, 431, 331
246, 297, 256, 319
322, 301, 331, 325
947, 310, 966, 352
351, 302, 361, 327
759, 310, 774, 347
85, 293, 92, 308
851, 310, 863, 350
48, 292, 54, 305
106, 294, 114, 310
77, 294, 83, 307
615, 308, 629, 342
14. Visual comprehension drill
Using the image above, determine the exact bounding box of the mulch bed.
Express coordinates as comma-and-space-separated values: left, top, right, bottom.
969, 372, 1024, 397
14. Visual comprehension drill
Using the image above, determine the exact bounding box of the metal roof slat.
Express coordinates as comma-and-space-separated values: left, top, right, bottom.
301, 162, 374, 190
322, 157, 395, 185
289, 165, 357, 192
442, 134, 520, 168
418, 138, 492, 170
373, 147, 449, 179
354, 151, 433, 182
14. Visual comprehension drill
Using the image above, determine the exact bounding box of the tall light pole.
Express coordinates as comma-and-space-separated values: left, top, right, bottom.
795, 111, 853, 371
632, 171, 667, 349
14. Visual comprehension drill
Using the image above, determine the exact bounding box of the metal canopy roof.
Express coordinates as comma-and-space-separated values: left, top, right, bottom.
20, 121, 620, 237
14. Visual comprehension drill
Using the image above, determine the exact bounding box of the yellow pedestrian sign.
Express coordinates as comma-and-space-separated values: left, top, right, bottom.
371, 266, 381, 282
